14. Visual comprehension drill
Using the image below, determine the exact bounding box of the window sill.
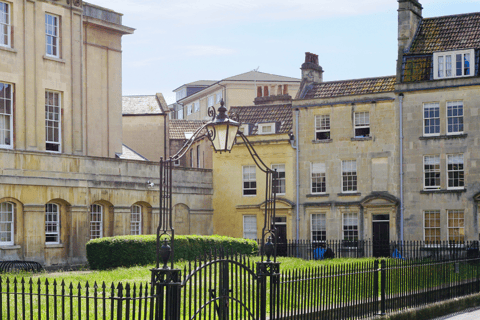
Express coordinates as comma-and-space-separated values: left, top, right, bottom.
0, 46, 17, 54
312, 139, 332, 144
43, 55, 66, 64
0, 245, 21, 250
420, 134, 467, 141
45, 243, 64, 249
337, 192, 361, 197
420, 189, 466, 194
307, 193, 329, 198
351, 137, 372, 141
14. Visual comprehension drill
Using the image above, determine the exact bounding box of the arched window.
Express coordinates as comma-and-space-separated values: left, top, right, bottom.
0, 202, 14, 245
45, 203, 60, 244
131, 205, 142, 235
90, 204, 103, 239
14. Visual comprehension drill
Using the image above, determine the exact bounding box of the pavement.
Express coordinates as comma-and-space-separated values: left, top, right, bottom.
432, 307, 480, 320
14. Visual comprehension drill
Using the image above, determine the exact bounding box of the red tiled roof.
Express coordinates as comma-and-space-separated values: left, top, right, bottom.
408, 12, 480, 54
303, 76, 396, 99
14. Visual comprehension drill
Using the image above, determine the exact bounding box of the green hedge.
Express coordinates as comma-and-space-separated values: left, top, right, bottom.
86, 235, 258, 270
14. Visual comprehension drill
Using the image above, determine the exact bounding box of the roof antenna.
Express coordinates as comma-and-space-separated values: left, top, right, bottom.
253, 66, 259, 72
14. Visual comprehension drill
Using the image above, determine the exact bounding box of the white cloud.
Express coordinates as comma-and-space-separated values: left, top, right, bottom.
91, 0, 397, 27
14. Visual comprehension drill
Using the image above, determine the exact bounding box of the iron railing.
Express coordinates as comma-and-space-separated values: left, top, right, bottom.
262, 239, 480, 261
1, 255, 480, 319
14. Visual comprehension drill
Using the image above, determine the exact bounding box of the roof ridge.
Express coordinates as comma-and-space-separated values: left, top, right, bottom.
422, 11, 480, 21
314, 75, 395, 85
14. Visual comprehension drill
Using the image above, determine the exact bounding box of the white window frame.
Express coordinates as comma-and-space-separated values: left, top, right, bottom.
311, 162, 326, 194
0, 82, 13, 149
271, 164, 286, 195
177, 108, 184, 119
434, 49, 475, 80
446, 101, 464, 135
354, 112, 370, 138
186, 104, 192, 116
423, 103, 440, 136
447, 154, 464, 190
424, 210, 440, 244
45, 203, 60, 244
0, 1, 11, 48
341, 160, 357, 193
423, 155, 440, 190
0, 202, 14, 245
343, 213, 358, 243
243, 215, 257, 239
131, 205, 142, 235
194, 101, 200, 113
258, 122, 275, 135
216, 91, 222, 104
45, 13, 59, 58
45, 91, 61, 152
315, 115, 330, 140
242, 165, 256, 196
208, 96, 214, 107
447, 210, 464, 243
311, 213, 326, 243
90, 204, 103, 240
239, 124, 249, 135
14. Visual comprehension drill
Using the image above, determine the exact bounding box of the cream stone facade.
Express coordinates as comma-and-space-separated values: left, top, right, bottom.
174, 71, 300, 121
212, 102, 296, 253
396, 0, 480, 242
293, 56, 400, 245
0, 1, 213, 267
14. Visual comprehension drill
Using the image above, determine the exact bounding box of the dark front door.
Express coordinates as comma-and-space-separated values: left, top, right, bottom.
273, 217, 288, 257
373, 214, 390, 257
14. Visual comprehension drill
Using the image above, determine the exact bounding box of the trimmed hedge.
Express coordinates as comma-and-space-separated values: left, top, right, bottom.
86, 235, 258, 270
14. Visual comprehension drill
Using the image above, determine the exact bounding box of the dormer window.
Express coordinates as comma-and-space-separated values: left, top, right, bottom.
258, 123, 275, 135
239, 124, 249, 135
434, 49, 474, 80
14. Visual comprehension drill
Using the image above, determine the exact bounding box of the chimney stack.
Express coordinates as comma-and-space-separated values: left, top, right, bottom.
301, 52, 323, 84
398, 0, 423, 51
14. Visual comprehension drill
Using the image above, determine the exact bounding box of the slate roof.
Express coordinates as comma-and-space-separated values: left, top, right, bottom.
407, 12, 480, 55
169, 120, 208, 140
229, 104, 292, 135
223, 71, 300, 82
302, 76, 396, 100
117, 144, 148, 161
122, 95, 165, 115
172, 80, 217, 92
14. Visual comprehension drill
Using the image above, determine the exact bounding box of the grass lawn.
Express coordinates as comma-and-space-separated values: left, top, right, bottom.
2, 256, 378, 284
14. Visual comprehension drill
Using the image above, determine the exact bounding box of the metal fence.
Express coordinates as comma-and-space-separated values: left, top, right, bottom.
1, 255, 480, 319
266, 240, 480, 261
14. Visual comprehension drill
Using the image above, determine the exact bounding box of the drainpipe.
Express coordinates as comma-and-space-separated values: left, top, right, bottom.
295, 108, 300, 242
399, 93, 404, 242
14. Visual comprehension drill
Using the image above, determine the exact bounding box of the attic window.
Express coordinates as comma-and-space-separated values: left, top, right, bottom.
258, 123, 275, 135
434, 49, 474, 80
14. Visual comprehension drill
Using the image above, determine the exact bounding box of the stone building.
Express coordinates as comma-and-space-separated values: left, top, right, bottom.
0, 0, 213, 267
293, 53, 400, 250
397, 0, 480, 242
212, 97, 296, 253
122, 94, 169, 162
173, 71, 301, 121
291, 0, 480, 245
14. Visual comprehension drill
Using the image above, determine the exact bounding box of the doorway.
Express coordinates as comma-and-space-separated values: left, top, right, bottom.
372, 214, 390, 257
273, 217, 287, 257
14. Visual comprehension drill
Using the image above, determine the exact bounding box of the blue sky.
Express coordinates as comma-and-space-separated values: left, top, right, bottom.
92, 0, 480, 104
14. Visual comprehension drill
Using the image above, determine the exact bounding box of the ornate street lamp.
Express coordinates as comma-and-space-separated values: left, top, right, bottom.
154, 100, 278, 271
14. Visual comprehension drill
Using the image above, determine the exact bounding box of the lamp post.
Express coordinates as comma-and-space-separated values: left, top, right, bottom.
154, 100, 278, 270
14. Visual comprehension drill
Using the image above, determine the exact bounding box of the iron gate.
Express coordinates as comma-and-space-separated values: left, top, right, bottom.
151, 250, 279, 320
